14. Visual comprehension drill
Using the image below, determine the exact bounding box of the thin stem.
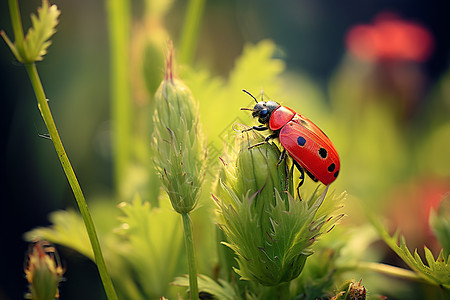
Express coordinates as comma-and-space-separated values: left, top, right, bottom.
178, 0, 206, 65
7, 0, 25, 58
357, 262, 427, 283
182, 213, 199, 300
106, 0, 131, 192
24, 63, 118, 300
277, 282, 290, 300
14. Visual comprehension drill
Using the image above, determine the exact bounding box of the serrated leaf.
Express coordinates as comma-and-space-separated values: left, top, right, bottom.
372, 218, 450, 289
116, 194, 184, 298
173, 274, 240, 300
424, 247, 436, 270
23, 0, 60, 62
24, 209, 94, 260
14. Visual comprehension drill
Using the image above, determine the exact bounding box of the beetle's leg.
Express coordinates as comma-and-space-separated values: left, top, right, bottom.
248, 132, 278, 150
292, 159, 305, 199
264, 132, 278, 142
242, 125, 268, 133
277, 149, 286, 166
253, 125, 269, 131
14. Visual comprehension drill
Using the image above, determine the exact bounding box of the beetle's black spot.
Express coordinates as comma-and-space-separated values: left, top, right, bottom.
328, 163, 335, 172
297, 136, 306, 146
334, 171, 339, 178
319, 147, 328, 159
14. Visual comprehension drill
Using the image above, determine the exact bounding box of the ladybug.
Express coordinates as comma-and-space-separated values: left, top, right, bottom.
241, 90, 340, 187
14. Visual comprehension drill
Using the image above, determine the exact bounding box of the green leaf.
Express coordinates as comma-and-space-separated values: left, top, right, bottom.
173, 274, 240, 300
116, 194, 184, 298
23, 0, 60, 62
24, 209, 94, 260
430, 194, 450, 257
372, 219, 450, 289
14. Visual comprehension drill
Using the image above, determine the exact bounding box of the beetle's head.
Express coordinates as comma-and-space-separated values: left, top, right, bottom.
251, 101, 280, 124
241, 90, 280, 125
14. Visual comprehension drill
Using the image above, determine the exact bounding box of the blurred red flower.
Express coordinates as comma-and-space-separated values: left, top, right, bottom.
346, 13, 434, 62
386, 178, 449, 254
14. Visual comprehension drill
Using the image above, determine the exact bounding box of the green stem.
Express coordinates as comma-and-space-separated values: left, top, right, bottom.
24, 63, 118, 300
357, 262, 426, 283
277, 282, 290, 300
7, 0, 25, 58
182, 213, 199, 300
178, 0, 206, 65
106, 0, 131, 192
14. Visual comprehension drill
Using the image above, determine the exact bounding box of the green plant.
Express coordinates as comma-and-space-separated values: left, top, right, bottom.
5, 1, 450, 299
151, 44, 207, 299
2, 1, 118, 299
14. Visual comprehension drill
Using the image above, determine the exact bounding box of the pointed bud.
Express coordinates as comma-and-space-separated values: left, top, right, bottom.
152, 43, 206, 214
24, 241, 64, 300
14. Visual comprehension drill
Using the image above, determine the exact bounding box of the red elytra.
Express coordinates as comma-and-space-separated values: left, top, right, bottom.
272, 106, 340, 185
243, 91, 340, 186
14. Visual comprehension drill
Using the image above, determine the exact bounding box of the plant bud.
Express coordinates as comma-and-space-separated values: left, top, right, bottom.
24, 241, 64, 300
152, 44, 206, 214
217, 126, 289, 207
214, 125, 345, 286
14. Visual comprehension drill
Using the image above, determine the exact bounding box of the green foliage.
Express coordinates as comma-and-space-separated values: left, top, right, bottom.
373, 220, 450, 289
183, 40, 285, 149
25, 196, 186, 299
25, 209, 94, 260
2, 0, 60, 63
430, 195, 450, 257
173, 274, 240, 300
116, 195, 184, 298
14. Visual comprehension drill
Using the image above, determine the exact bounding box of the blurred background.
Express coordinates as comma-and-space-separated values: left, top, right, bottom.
1, 0, 449, 299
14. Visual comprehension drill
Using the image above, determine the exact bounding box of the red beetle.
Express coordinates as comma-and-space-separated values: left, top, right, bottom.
242, 90, 340, 187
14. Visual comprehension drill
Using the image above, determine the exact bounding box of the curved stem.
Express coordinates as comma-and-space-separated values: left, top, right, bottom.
182, 213, 199, 300
7, 0, 25, 57
357, 262, 426, 283
25, 63, 118, 300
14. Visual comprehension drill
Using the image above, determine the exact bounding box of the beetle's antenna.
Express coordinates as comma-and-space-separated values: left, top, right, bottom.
242, 89, 258, 103
260, 88, 264, 102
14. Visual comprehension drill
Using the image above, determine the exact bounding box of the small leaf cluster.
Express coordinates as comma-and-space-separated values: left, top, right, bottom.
373, 219, 450, 289
2, 0, 60, 63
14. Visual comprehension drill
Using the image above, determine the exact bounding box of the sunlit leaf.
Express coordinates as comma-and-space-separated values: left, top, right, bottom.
372, 219, 450, 289
173, 274, 240, 300
116, 194, 184, 298
23, 0, 60, 62
24, 209, 93, 260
